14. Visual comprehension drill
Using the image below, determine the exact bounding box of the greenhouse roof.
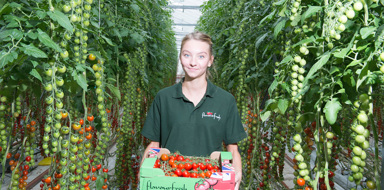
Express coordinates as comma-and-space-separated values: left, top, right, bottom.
168, 0, 207, 77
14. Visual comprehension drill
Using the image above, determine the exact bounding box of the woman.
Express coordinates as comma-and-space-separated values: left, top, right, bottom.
141, 31, 246, 189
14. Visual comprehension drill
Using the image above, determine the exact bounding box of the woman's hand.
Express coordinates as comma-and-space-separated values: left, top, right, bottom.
226, 143, 242, 190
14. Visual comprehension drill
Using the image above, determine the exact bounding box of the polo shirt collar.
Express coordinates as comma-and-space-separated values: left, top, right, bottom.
173, 78, 216, 98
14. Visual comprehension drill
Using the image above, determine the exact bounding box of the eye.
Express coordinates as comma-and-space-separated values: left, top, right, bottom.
184, 54, 190, 57
199, 55, 205, 59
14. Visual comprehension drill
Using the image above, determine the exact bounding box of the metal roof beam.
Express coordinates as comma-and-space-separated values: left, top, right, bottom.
168, 5, 202, 10
173, 23, 197, 26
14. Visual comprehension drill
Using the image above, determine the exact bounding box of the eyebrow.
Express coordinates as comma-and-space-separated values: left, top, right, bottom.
181, 50, 208, 54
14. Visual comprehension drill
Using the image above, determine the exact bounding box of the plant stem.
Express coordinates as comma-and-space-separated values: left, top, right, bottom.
368, 85, 380, 189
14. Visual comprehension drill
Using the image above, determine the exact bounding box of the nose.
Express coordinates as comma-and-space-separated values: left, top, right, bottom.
189, 56, 197, 67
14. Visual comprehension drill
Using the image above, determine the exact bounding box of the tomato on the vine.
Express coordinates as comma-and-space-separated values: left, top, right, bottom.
160, 154, 169, 161
297, 178, 305, 186
88, 54, 96, 61
87, 115, 94, 122
79, 119, 84, 125
184, 163, 192, 170
174, 169, 182, 176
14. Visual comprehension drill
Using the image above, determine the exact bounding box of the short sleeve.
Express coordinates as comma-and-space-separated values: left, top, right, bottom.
141, 95, 161, 142
224, 99, 247, 145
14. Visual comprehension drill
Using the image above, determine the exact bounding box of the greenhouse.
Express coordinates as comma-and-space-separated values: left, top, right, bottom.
0, 0, 383, 190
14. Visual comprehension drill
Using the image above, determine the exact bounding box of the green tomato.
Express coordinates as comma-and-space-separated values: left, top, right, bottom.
353, 146, 362, 156
70, 154, 77, 161
295, 154, 304, 162
85, 4, 91, 10
354, 124, 365, 135
353, 1, 363, 11
70, 145, 78, 153
84, 20, 90, 26
61, 126, 70, 135
70, 134, 79, 143
52, 140, 58, 147
293, 143, 302, 151
380, 52, 384, 61
363, 129, 369, 138
44, 125, 51, 132
338, 15, 348, 24
44, 84, 53, 91
60, 158, 67, 166
63, 5, 71, 12
361, 140, 369, 149
60, 51, 69, 58
326, 132, 334, 139
351, 164, 359, 172
346, 9, 355, 19
45, 97, 54, 104
355, 135, 365, 144
338, 24, 345, 32
357, 111, 368, 123
298, 162, 307, 169
56, 78, 64, 86
53, 131, 60, 138
42, 143, 48, 149
43, 135, 50, 142
61, 140, 69, 148
56, 101, 64, 109
380, 65, 384, 73
294, 56, 301, 63
57, 65, 67, 73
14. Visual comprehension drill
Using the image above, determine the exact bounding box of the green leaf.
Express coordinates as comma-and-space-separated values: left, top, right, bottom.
73, 71, 87, 91
36, 10, 47, 19
301, 6, 322, 24
259, 9, 276, 25
31, 60, 39, 68
11, 29, 23, 40
277, 98, 289, 114
27, 32, 38, 40
360, 26, 376, 39
255, 32, 270, 49
0, 51, 16, 69
303, 51, 331, 86
29, 69, 42, 82
101, 35, 115, 46
37, 29, 62, 52
330, 124, 342, 137
292, 36, 315, 48
95, 177, 104, 190
356, 61, 370, 90
374, 24, 384, 51
274, 18, 287, 39
105, 83, 121, 101
47, 11, 73, 33
280, 55, 293, 65
260, 111, 271, 122
20, 43, 47, 58
273, 0, 287, 6
113, 28, 122, 42
323, 99, 342, 125
130, 4, 140, 12
268, 79, 278, 96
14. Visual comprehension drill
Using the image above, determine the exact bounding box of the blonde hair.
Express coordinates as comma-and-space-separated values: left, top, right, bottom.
180, 31, 213, 57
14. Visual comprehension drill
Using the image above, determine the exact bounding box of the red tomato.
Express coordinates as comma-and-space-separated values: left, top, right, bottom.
177, 163, 184, 170
171, 163, 177, 168
169, 156, 175, 160
205, 171, 212, 178
168, 159, 175, 165
161, 154, 169, 161
185, 158, 191, 162
174, 169, 182, 176
182, 170, 190, 177
184, 163, 192, 170
177, 155, 184, 161
103, 168, 108, 173
79, 119, 84, 125
206, 163, 213, 170
205, 159, 210, 162
199, 172, 205, 178
87, 115, 94, 122
297, 178, 305, 186
192, 163, 199, 169
213, 165, 219, 170
190, 172, 198, 178
25, 156, 31, 162
199, 164, 206, 170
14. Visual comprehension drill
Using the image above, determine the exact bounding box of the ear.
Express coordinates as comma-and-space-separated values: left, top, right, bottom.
209, 55, 214, 67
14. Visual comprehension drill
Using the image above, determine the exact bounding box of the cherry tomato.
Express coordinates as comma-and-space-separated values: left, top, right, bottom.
199, 164, 206, 170
45, 176, 52, 183
176, 155, 184, 161
103, 168, 108, 173
192, 163, 198, 169
182, 170, 190, 177
168, 159, 175, 165
174, 169, 182, 176
297, 178, 305, 186
205, 171, 212, 178
25, 156, 31, 162
177, 163, 184, 170
6, 153, 12, 159
161, 154, 169, 161
88, 53, 96, 61
79, 119, 84, 125
184, 163, 192, 171
87, 115, 94, 122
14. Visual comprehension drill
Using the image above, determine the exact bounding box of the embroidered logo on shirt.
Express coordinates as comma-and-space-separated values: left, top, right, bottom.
202, 111, 221, 121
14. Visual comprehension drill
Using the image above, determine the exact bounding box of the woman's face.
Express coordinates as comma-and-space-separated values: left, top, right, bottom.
180, 39, 213, 80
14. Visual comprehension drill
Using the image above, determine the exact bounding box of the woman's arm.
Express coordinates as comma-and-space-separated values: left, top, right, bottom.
226, 143, 242, 190
140, 141, 160, 166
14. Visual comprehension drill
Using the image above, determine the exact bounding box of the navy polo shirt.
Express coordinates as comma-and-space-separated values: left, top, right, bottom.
141, 79, 247, 157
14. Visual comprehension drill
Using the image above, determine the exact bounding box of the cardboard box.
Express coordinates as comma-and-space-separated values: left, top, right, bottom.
140, 148, 235, 190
